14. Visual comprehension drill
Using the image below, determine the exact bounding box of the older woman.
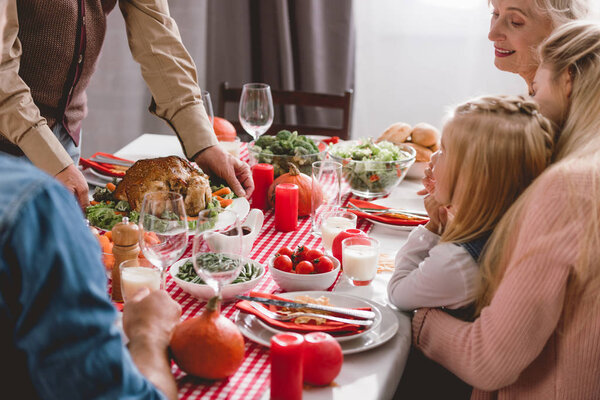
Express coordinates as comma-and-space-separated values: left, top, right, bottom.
488, 0, 589, 92
412, 21, 600, 399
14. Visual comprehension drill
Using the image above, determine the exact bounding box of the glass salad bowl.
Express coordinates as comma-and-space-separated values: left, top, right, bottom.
329, 140, 416, 198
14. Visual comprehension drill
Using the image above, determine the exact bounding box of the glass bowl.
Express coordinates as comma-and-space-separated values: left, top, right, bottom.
247, 141, 327, 178
329, 141, 416, 198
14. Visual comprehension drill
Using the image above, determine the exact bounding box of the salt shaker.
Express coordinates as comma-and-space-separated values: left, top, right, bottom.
111, 217, 140, 302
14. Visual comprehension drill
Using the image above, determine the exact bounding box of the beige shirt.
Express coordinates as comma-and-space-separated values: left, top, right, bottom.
0, 0, 217, 176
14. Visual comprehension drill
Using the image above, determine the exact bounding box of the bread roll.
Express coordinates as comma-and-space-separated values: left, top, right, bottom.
376, 122, 412, 145
410, 123, 441, 148
429, 141, 440, 152
404, 142, 433, 163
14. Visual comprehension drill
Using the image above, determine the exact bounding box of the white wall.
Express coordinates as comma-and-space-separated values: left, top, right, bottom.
352, 0, 526, 138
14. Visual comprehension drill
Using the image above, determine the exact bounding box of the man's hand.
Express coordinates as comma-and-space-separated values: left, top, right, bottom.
55, 164, 90, 209
123, 289, 181, 347
194, 145, 254, 198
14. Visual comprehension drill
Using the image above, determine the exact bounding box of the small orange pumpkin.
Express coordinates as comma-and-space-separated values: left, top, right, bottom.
213, 117, 237, 142
267, 163, 322, 216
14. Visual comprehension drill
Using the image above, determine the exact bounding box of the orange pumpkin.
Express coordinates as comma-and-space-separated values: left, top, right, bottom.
214, 117, 237, 142
267, 163, 323, 217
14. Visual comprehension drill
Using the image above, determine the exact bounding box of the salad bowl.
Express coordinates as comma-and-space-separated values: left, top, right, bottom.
329, 140, 416, 198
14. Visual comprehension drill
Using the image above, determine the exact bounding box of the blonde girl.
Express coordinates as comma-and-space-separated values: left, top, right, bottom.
411, 21, 600, 398
388, 95, 554, 312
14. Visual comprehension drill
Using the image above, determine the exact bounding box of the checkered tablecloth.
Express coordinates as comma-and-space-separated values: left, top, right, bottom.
169, 144, 372, 399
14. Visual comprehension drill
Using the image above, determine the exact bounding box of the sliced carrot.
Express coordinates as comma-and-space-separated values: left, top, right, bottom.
187, 216, 199, 221
90, 200, 100, 206
219, 198, 233, 208
214, 195, 225, 202
106, 182, 116, 192
144, 232, 161, 245
212, 187, 231, 197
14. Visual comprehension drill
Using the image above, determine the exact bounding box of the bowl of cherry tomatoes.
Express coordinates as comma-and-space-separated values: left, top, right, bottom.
269, 245, 341, 292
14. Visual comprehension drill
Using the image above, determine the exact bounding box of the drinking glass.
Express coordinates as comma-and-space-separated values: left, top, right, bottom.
238, 83, 274, 140
202, 90, 214, 126
342, 237, 380, 286
192, 209, 244, 302
319, 208, 357, 253
119, 258, 162, 303
138, 191, 188, 288
310, 160, 342, 236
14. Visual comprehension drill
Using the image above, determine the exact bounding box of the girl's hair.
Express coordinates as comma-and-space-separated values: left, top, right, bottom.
440, 95, 554, 244
477, 21, 600, 316
533, 0, 589, 27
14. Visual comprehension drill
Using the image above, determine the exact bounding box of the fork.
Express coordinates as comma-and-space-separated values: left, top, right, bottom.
249, 302, 373, 326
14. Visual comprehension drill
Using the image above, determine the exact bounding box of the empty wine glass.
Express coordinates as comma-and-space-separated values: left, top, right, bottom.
238, 83, 274, 140
202, 90, 214, 126
138, 191, 188, 288
192, 209, 244, 302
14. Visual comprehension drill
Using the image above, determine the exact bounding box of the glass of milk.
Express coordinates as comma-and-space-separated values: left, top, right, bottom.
119, 258, 162, 303
342, 237, 379, 286
320, 209, 357, 253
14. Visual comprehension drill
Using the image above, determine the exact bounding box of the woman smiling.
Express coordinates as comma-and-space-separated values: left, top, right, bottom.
488, 0, 589, 91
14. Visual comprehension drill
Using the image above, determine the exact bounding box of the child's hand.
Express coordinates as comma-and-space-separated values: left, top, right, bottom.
424, 194, 444, 234
416, 162, 435, 195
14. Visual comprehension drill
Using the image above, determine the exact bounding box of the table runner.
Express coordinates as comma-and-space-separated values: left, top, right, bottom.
169, 144, 373, 399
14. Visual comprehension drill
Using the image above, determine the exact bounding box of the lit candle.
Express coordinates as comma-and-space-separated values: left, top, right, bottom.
270, 333, 304, 400
251, 163, 274, 210
274, 183, 298, 232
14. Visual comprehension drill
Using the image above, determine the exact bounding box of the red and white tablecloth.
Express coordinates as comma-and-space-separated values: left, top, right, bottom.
169, 144, 372, 400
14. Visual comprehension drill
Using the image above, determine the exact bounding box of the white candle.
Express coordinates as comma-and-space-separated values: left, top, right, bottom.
321, 216, 356, 251
342, 244, 378, 283
121, 266, 161, 301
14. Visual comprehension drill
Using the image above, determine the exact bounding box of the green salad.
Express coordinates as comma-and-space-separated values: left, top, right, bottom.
251, 130, 323, 177
329, 139, 414, 195
176, 253, 262, 285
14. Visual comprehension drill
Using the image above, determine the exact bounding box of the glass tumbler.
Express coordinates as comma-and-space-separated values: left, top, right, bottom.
310, 160, 342, 236
342, 237, 380, 286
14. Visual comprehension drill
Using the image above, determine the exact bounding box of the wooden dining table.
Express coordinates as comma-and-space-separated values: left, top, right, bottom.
104, 133, 422, 400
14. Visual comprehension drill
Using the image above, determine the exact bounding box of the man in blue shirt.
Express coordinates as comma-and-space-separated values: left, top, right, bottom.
0, 151, 181, 399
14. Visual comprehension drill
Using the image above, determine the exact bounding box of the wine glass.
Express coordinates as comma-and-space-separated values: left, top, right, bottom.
192, 209, 244, 302
238, 83, 274, 140
202, 90, 214, 126
138, 191, 188, 288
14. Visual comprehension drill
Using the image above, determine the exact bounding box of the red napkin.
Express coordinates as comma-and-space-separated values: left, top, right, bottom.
236, 291, 369, 335
80, 152, 133, 177
348, 198, 428, 226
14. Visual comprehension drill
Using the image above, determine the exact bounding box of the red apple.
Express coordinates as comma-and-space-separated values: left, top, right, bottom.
302, 332, 343, 386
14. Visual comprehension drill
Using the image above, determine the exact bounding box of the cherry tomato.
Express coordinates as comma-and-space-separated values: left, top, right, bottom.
295, 260, 314, 274
305, 248, 324, 263
292, 246, 310, 265
303, 332, 343, 386
273, 255, 293, 272
277, 246, 294, 258
313, 256, 334, 273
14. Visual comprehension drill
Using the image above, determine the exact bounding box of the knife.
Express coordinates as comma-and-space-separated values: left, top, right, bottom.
89, 155, 134, 167
235, 295, 376, 320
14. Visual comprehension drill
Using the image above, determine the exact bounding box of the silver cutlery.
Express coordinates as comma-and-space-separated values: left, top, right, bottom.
345, 204, 428, 219
236, 295, 376, 320
248, 302, 373, 326
89, 155, 134, 167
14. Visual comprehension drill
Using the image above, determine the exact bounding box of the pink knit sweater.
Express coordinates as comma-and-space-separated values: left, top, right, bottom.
412, 161, 600, 399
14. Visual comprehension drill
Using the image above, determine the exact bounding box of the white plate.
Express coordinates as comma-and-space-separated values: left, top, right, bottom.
83, 168, 114, 187
252, 291, 382, 343
169, 255, 264, 301
236, 291, 399, 354
368, 219, 419, 232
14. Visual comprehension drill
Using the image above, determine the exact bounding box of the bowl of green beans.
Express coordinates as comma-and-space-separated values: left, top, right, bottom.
169, 253, 265, 301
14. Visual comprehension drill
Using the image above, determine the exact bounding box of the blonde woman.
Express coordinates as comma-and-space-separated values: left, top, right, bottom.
388, 96, 554, 313
489, 0, 589, 92
412, 21, 600, 398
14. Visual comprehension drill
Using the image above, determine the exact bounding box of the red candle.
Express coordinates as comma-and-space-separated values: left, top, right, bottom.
274, 183, 298, 232
270, 333, 304, 400
251, 163, 274, 210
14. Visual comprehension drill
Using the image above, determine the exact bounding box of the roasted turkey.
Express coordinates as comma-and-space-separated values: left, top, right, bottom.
113, 156, 212, 216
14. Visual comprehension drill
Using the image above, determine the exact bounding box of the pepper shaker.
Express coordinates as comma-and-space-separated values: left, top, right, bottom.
111, 217, 140, 302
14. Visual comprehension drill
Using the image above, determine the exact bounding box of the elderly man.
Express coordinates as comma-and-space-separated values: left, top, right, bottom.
0, 0, 253, 207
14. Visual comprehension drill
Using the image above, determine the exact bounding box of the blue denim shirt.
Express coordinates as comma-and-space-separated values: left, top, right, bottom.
0, 155, 165, 399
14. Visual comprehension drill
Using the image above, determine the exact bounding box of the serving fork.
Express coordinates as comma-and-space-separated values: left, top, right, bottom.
248, 302, 373, 326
